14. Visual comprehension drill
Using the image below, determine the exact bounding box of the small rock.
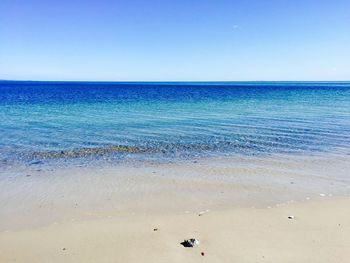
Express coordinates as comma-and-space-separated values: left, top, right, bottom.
153, 228, 158, 231
62, 248, 66, 251
288, 216, 295, 220
30, 160, 43, 165
180, 238, 199, 247
201, 252, 205, 256
26, 174, 31, 177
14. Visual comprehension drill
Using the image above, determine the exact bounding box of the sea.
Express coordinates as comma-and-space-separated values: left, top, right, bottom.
0, 81, 350, 169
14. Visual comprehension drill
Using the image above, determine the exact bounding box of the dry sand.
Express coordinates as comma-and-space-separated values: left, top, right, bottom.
1, 197, 349, 263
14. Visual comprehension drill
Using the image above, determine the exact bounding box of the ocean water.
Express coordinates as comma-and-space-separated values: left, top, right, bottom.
1, 81, 350, 168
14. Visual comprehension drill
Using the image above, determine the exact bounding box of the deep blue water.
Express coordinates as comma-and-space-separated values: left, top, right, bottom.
1, 81, 350, 166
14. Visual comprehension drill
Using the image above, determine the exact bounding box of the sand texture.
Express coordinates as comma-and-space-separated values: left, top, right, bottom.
1, 198, 349, 263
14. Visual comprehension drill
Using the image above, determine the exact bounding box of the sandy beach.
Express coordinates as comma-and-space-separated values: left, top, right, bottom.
1, 197, 350, 263
1, 155, 350, 262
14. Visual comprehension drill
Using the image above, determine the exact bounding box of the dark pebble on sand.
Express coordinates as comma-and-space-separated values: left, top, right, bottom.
181, 238, 199, 248
29, 160, 43, 165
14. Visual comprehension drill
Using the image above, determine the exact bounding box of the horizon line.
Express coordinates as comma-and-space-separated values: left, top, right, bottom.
1, 79, 350, 83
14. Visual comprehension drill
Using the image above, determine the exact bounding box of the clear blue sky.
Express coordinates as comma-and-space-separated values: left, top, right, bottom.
1, 0, 349, 81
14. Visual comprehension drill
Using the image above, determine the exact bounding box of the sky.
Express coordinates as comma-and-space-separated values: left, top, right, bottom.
1, 0, 350, 81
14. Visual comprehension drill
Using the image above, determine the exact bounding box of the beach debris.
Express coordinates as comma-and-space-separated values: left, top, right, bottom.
201, 252, 205, 256
153, 228, 158, 231
288, 216, 295, 220
198, 209, 210, 216
181, 238, 199, 248
62, 248, 66, 251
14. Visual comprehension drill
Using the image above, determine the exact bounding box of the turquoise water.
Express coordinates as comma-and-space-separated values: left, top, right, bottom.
1, 81, 350, 167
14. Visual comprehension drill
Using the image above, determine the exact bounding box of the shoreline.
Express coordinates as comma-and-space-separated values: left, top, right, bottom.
1, 197, 349, 263
1, 154, 350, 231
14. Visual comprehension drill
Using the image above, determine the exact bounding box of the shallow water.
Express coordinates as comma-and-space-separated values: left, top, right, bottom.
1, 81, 349, 168
1, 154, 350, 230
